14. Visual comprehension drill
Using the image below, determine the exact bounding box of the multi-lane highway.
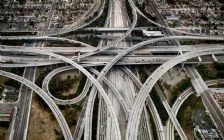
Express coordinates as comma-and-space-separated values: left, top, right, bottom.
0, 70, 73, 140
187, 66, 224, 138
167, 79, 224, 140
2, 35, 224, 139
120, 66, 165, 140
2, 0, 224, 139
86, 0, 137, 139
13, 68, 36, 140
1, 36, 223, 139
11, 3, 57, 138
125, 47, 224, 140
143, 67, 187, 139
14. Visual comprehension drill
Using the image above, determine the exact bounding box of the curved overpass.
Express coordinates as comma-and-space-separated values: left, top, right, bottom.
48, 0, 104, 36
71, 0, 138, 60
82, 0, 138, 139
0, 48, 122, 140
42, 66, 129, 118
167, 79, 224, 140
2, 35, 224, 140
120, 66, 165, 140
82, 36, 224, 140
126, 47, 224, 140
0, 36, 95, 48
0, 70, 73, 140
1, 0, 137, 60
42, 66, 91, 105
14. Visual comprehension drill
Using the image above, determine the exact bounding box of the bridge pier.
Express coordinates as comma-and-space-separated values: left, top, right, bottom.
178, 50, 183, 55
197, 56, 202, 66
181, 62, 185, 68
78, 52, 80, 62
212, 54, 218, 62
160, 77, 164, 82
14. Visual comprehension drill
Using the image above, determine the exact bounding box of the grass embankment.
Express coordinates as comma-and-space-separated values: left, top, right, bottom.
169, 78, 191, 106
150, 89, 169, 125
177, 94, 205, 139
197, 62, 224, 80
76, 35, 99, 47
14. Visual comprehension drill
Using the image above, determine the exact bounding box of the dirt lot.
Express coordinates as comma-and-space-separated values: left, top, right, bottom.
27, 94, 60, 140
0, 125, 8, 139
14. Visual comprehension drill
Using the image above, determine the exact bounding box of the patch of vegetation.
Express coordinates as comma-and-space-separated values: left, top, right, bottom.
213, 62, 224, 78
56, 134, 64, 140
49, 75, 87, 100
170, 78, 191, 106
33, 93, 52, 113
64, 104, 82, 127
0, 121, 10, 139
4, 68, 24, 89
87, 0, 108, 27
50, 75, 78, 93
167, 0, 176, 4
151, 88, 169, 125
125, 0, 133, 21
76, 35, 100, 47
72, 29, 97, 34
0, 40, 33, 46
35, 68, 53, 87
177, 94, 201, 139
210, 82, 224, 88
196, 62, 224, 80
196, 100, 206, 110
180, 41, 195, 45
0, 32, 37, 36
45, 41, 82, 47
196, 64, 216, 80
92, 96, 99, 140
0, 85, 3, 94
138, 66, 148, 83
219, 0, 224, 4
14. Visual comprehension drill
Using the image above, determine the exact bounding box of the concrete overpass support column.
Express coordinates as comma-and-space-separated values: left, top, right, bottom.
198, 56, 202, 66
49, 50, 52, 61
49, 55, 52, 61
78, 52, 80, 62
181, 63, 188, 76
168, 68, 174, 80
212, 54, 218, 62
78, 52, 80, 76
160, 77, 164, 82
97, 97, 102, 140
178, 50, 183, 55
182, 62, 185, 68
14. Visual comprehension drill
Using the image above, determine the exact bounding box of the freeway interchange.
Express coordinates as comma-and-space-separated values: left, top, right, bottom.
1, 0, 224, 140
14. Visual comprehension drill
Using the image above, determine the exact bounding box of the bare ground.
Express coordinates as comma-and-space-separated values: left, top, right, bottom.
27, 94, 60, 140
0, 126, 8, 140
